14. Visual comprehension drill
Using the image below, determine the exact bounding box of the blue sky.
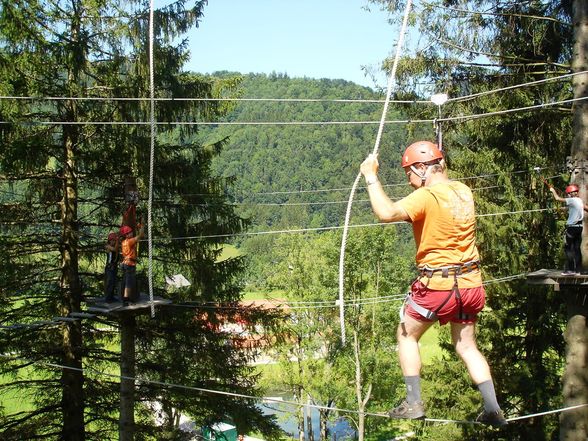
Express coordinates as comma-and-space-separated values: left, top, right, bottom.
185, 1, 396, 88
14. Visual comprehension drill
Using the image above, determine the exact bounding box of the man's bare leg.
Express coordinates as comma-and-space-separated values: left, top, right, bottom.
389, 315, 434, 419
451, 321, 506, 425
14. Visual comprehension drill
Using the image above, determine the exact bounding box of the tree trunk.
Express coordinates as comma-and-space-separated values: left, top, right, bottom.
60, 129, 85, 441
120, 314, 137, 441
296, 385, 305, 441
353, 331, 371, 441
560, 289, 588, 441
306, 394, 314, 441
319, 408, 329, 441
563, 1, 588, 440
573, 0, 588, 264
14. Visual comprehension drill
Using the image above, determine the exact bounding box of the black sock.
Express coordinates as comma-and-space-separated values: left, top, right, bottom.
404, 375, 422, 404
478, 379, 500, 413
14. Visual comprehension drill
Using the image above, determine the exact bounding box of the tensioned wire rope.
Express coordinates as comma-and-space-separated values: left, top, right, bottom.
0, 96, 426, 104
447, 71, 588, 104
0, 273, 535, 327
116, 167, 553, 200
0, 167, 562, 206
9, 206, 530, 257
0, 70, 584, 104
131, 183, 508, 209
0, 207, 556, 239
133, 183, 523, 209
0, 273, 523, 330
160, 208, 551, 241
0, 352, 585, 425
0, 168, 563, 210
0, 273, 528, 329
176, 166, 560, 198
212, 173, 562, 206
419, 0, 572, 24
158, 273, 527, 312
1, 96, 584, 126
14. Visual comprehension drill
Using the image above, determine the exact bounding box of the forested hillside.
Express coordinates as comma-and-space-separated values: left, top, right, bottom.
204, 73, 431, 289
207, 73, 430, 228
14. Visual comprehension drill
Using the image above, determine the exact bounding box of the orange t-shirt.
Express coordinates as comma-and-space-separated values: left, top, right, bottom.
121, 236, 139, 266
397, 181, 482, 289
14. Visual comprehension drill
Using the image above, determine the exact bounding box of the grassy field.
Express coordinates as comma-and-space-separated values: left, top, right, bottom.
420, 324, 442, 364
217, 244, 242, 261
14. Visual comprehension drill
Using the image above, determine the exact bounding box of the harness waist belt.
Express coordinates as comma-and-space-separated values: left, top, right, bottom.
418, 260, 480, 278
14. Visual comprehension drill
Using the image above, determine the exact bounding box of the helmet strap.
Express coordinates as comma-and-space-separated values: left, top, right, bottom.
411, 164, 433, 188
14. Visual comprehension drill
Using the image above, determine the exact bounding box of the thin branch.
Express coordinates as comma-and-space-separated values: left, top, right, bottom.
420, 1, 571, 27
432, 35, 570, 69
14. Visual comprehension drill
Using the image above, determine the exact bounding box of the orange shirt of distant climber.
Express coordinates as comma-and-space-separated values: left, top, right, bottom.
121, 236, 139, 266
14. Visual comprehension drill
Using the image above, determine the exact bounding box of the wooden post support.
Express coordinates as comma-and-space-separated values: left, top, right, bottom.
119, 313, 136, 441
560, 287, 588, 441
124, 177, 139, 206
527, 270, 588, 440
83, 295, 171, 441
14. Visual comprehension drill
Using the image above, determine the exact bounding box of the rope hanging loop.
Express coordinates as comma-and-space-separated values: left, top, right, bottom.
337, 0, 414, 344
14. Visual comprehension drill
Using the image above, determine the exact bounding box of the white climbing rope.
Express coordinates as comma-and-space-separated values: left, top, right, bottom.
338, 0, 414, 344
147, 0, 156, 317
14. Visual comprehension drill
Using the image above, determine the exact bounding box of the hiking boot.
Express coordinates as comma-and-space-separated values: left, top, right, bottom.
388, 400, 425, 420
476, 409, 508, 427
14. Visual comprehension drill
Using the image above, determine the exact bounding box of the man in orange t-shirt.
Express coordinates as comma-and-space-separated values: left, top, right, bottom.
360, 141, 506, 426
119, 223, 144, 304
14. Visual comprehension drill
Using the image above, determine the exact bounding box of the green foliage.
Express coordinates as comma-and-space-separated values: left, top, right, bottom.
368, 1, 573, 439
0, 1, 280, 439
261, 227, 413, 438
207, 72, 418, 292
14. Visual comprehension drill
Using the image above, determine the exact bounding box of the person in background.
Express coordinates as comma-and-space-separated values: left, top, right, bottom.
104, 232, 120, 302
549, 184, 588, 275
360, 140, 507, 426
119, 223, 144, 304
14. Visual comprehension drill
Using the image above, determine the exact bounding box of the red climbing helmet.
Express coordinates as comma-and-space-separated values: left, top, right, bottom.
565, 184, 579, 194
119, 225, 133, 236
107, 232, 117, 241
401, 141, 443, 168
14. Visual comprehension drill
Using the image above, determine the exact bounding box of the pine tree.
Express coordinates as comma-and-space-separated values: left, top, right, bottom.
369, 1, 576, 439
0, 1, 279, 439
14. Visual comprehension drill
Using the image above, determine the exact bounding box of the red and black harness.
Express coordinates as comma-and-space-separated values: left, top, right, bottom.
401, 260, 481, 322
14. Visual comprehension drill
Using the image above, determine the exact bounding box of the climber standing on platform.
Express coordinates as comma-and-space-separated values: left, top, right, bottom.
549, 184, 588, 275
120, 223, 144, 304
104, 232, 120, 302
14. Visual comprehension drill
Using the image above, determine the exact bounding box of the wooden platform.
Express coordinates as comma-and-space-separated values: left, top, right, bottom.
527, 269, 588, 290
84, 293, 172, 315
